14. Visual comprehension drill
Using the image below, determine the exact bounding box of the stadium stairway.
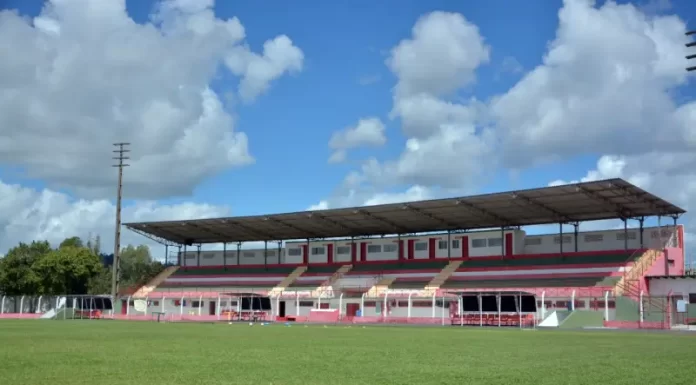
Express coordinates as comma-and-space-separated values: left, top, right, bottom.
313, 264, 353, 295
132, 266, 179, 298
366, 277, 396, 297
613, 249, 660, 297
424, 260, 463, 294
268, 266, 307, 296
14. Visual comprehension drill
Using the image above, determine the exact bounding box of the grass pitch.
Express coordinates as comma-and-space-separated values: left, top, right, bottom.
0, 320, 694, 385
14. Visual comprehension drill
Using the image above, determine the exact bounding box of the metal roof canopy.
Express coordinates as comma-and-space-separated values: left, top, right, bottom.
124, 178, 685, 245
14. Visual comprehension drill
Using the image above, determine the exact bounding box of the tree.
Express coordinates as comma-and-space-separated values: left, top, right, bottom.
119, 245, 164, 289
33, 246, 102, 295
0, 241, 51, 295
59, 236, 83, 249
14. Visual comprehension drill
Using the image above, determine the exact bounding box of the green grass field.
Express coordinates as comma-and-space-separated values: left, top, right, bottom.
0, 320, 694, 385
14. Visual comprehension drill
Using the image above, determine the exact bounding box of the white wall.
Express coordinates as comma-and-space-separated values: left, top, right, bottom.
175, 226, 675, 267
648, 277, 696, 297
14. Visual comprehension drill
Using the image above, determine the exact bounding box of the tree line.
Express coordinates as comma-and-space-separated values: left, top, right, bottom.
0, 235, 164, 297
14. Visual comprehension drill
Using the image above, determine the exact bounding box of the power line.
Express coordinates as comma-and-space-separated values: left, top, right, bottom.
111, 142, 130, 301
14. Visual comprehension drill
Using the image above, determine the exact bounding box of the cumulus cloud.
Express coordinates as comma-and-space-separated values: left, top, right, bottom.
328, 117, 387, 164
0, 178, 229, 256
0, 0, 304, 199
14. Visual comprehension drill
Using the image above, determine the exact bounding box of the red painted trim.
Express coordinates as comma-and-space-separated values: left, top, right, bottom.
163, 280, 280, 286
346, 269, 443, 275
327, 244, 334, 264
448, 272, 618, 281
301, 245, 308, 265
505, 233, 513, 256
461, 236, 469, 259
428, 238, 436, 259
407, 240, 415, 260
172, 273, 290, 279
360, 242, 367, 262
398, 240, 404, 261
351, 242, 357, 263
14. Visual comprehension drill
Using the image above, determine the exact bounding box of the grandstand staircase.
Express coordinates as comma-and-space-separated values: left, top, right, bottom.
613, 248, 670, 323
269, 266, 307, 296
424, 260, 463, 294
613, 249, 659, 297
366, 277, 396, 297
313, 264, 352, 297
132, 266, 179, 298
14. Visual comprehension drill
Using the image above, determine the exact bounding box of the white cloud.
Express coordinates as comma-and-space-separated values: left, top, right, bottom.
0, 0, 303, 199
328, 117, 387, 163
0, 178, 229, 256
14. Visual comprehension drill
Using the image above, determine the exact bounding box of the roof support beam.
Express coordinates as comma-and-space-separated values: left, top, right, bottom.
400, 204, 460, 230
264, 217, 323, 239
575, 186, 634, 219
454, 200, 513, 225
609, 183, 679, 216
126, 226, 181, 247
353, 209, 412, 234
306, 212, 360, 234
512, 192, 575, 223
185, 222, 232, 243
222, 220, 276, 240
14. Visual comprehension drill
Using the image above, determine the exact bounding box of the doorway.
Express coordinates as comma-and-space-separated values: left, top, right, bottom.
209, 301, 216, 316
346, 303, 359, 317
279, 301, 286, 317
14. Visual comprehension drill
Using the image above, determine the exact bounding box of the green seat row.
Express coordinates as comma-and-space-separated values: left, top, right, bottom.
350, 260, 449, 273
305, 265, 341, 274
460, 253, 634, 269
173, 266, 297, 276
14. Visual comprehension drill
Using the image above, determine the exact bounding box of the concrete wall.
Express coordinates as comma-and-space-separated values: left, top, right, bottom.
177, 226, 678, 267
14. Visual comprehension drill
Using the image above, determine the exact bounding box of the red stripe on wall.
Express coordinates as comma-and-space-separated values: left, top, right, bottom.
327, 244, 334, 264
428, 238, 436, 259
461, 236, 469, 259
301, 245, 308, 265
505, 233, 513, 257
360, 242, 367, 262
407, 240, 415, 260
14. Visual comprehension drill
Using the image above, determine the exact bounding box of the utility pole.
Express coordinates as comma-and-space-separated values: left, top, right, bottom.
687, 30, 696, 72
111, 143, 130, 301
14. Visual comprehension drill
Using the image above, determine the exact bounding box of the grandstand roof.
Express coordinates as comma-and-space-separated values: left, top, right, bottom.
124, 178, 685, 245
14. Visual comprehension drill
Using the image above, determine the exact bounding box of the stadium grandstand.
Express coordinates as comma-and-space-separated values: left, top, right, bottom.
119, 178, 688, 328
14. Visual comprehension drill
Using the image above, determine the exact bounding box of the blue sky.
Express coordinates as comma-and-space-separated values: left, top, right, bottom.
0, 0, 695, 253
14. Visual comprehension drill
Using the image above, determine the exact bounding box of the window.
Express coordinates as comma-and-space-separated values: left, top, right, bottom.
367, 245, 382, 253
553, 236, 571, 244
287, 248, 301, 256
383, 244, 397, 253
414, 242, 428, 251
243, 252, 255, 258
471, 239, 486, 248
265, 250, 276, 257
688, 293, 696, 304
191, 301, 203, 308
451, 240, 460, 249
311, 247, 325, 255
298, 301, 314, 307
203, 252, 215, 259
438, 240, 448, 250
487, 238, 502, 247
616, 232, 637, 241
336, 246, 350, 255
524, 237, 542, 246
185, 254, 195, 259
584, 234, 603, 242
